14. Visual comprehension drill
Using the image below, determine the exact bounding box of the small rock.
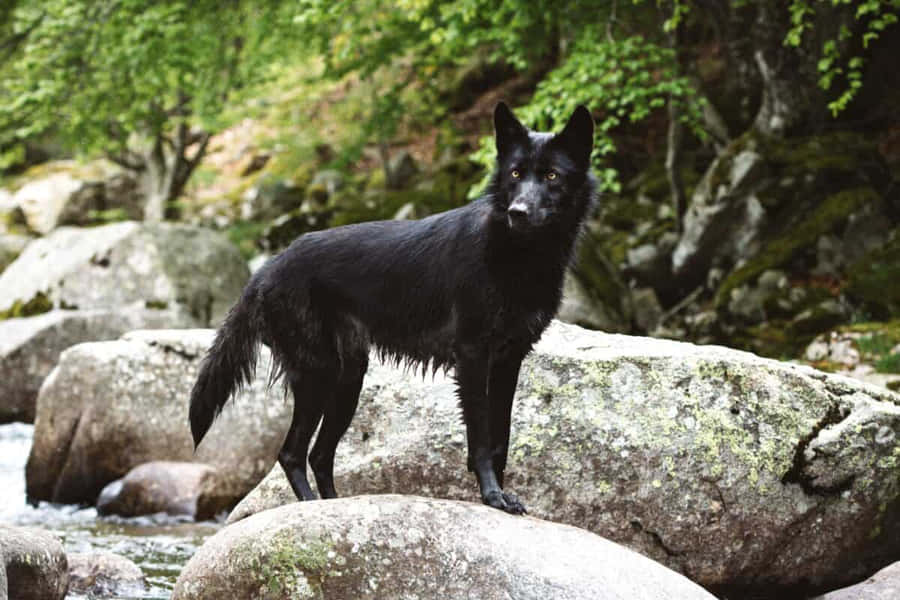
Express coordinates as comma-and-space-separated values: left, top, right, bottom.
241, 177, 303, 221
0, 525, 68, 600
68, 552, 145, 598
387, 151, 419, 188
392, 202, 417, 220
307, 169, 345, 204
96, 461, 230, 520
632, 287, 663, 333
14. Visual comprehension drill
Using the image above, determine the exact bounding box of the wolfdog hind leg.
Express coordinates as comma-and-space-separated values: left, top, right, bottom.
309, 348, 368, 499
278, 366, 333, 501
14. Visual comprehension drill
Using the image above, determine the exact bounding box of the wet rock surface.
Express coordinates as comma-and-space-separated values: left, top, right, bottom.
0, 525, 68, 600
67, 551, 146, 598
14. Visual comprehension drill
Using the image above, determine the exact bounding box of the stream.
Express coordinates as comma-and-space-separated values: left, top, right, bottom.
0, 422, 220, 599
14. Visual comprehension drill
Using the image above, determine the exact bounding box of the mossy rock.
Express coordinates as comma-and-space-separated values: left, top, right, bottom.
570, 229, 632, 327
845, 232, 900, 320
715, 186, 882, 307
0, 291, 53, 321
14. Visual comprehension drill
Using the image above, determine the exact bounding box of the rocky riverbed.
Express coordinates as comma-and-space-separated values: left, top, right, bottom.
0, 423, 219, 599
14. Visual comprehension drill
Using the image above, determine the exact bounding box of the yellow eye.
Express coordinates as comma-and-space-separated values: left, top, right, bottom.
511, 169, 520, 179
546, 171, 558, 180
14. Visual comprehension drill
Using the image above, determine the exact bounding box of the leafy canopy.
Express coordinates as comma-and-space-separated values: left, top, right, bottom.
0, 0, 298, 166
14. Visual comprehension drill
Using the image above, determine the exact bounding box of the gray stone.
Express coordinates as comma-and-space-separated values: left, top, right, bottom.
96, 461, 231, 520
10, 162, 143, 234
0, 306, 196, 424
307, 169, 345, 203
67, 552, 145, 598
25, 329, 290, 506
0, 525, 68, 600
0, 232, 28, 272
814, 561, 900, 599
631, 287, 663, 333
228, 321, 900, 594
672, 143, 769, 286
174, 495, 717, 600
0, 222, 249, 325
557, 272, 626, 332
13, 170, 85, 234
387, 151, 419, 188
241, 178, 304, 221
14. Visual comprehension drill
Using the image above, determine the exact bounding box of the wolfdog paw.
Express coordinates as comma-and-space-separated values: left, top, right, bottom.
483, 490, 527, 515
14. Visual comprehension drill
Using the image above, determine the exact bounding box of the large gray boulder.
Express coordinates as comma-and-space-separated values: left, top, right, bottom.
229, 321, 900, 596
25, 329, 290, 507
173, 495, 717, 600
0, 222, 249, 325
0, 525, 68, 600
0, 305, 196, 424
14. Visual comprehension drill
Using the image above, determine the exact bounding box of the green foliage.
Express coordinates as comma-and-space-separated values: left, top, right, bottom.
470, 31, 705, 196
0, 1, 299, 162
785, 0, 900, 115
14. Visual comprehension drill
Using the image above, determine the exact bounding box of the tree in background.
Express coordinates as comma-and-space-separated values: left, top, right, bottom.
0, 1, 297, 221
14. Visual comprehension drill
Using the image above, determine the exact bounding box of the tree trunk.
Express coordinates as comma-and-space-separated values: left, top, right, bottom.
750, 1, 821, 137
122, 125, 210, 222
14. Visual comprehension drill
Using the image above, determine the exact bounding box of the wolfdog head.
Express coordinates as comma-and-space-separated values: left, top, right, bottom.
489, 102, 595, 235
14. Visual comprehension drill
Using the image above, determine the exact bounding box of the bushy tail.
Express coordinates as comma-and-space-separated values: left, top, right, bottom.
189, 288, 261, 448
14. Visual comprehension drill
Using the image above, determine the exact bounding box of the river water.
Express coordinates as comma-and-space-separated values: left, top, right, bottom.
0, 422, 220, 599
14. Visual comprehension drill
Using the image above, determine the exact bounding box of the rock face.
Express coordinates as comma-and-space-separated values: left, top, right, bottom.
0, 222, 249, 325
10, 162, 144, 234
814, 562, 900, 600
174, 495, 717, 600
230, 321, 900, 597
25, 329, 290, 507
67, 552, 145, 598
0, 525, 68, 600
0, 306, 195, 424
97, 461, 231, 520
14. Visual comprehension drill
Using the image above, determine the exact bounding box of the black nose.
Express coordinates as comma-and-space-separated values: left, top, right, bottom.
507, 204, 528, 222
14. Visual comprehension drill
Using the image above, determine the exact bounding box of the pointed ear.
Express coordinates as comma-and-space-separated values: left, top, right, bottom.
556, 105, 594, 167
493, 102, 528, 157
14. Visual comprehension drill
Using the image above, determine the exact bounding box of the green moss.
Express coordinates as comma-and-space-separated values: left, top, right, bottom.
759, 131, 874, 175
571, 230, 629, 323
145, 300, 169, 310
875, 353, 900, 374
226, 220, 269, 260
0, 291, 53, 320
846, 234, 900, 320
249, 533, 334, 599
715, 186, 881, 308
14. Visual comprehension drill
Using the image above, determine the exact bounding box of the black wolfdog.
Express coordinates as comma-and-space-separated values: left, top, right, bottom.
189, 103, 595, 514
